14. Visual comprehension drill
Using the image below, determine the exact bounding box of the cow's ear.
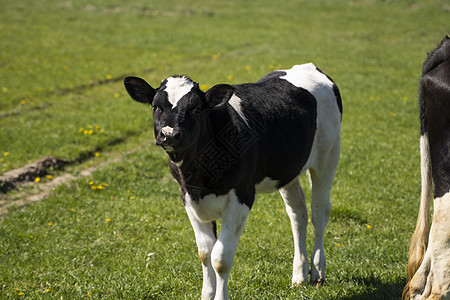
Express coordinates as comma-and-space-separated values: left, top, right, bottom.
205, 84, 235, 108
124, 76, 156, 104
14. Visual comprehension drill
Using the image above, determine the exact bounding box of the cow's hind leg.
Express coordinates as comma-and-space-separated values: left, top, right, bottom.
309, 143, 340, 285
279, 177, 309, 286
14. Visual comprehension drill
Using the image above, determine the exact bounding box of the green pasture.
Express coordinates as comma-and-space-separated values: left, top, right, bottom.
0, 0, 448, 298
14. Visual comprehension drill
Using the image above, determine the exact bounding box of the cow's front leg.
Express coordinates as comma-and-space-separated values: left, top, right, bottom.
211, 190, 251, 300
185, 205, 217, 300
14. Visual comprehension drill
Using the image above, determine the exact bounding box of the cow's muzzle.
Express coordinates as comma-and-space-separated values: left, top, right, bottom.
156, 126, 180, 152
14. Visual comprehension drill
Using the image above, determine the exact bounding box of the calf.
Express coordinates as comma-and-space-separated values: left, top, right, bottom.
124, 63, 342, 299
403, 36, 450, 300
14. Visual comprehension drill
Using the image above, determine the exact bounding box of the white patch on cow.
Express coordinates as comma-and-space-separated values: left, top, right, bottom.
228, 94, 250, 128
165, 76, 194, 109
185, 192, 230, 223
255, 177, 278, 194
161, 126, 174, 136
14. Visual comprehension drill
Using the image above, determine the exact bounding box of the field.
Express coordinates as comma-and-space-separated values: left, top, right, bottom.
0, 0, 449, 299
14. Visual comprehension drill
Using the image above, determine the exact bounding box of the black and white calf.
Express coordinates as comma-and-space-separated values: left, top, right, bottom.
403, 36, 450, 300
124, 63, 342, 299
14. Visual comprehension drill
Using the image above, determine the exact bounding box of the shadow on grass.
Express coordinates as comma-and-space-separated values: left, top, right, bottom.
338, 275, 405, 300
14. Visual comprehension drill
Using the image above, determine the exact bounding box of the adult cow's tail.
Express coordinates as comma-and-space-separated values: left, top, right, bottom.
402, 131, 433, 299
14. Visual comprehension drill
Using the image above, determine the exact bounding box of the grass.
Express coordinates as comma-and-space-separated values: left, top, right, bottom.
0, 0, 449, 298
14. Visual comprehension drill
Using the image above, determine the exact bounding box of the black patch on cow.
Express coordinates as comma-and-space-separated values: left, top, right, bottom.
419, 36, 450, 198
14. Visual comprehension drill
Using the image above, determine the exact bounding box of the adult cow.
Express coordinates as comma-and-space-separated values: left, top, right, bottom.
124, 63, 342, 300
403, 36, 450, 300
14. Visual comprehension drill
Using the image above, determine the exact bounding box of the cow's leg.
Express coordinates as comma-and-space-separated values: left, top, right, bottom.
185, 206, 217, 300
309, 143, 339, 285
211, 190, 251, 300
410, 193, 450, 299
279, 177, 309, 286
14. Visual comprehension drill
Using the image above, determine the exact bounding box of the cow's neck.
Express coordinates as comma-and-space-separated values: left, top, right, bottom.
175, 111, 223, 188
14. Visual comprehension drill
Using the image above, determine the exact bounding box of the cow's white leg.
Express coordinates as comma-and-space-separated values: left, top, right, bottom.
185, 206, 217, 300
279, 177, 309, 286
309, 143, 339, 285
211, 190, 251, 300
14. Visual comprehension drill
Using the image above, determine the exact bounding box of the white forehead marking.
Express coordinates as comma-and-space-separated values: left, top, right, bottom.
164, 76, 194, 109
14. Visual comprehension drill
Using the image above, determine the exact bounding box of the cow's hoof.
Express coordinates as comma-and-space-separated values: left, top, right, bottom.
310, 278, 326, 288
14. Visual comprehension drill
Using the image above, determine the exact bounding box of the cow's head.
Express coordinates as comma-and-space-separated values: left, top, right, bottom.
124, 75, 234, 163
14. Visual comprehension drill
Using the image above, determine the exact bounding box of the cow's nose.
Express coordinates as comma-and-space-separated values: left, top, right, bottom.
161, 126, 174, 140
159, 126, 179, 145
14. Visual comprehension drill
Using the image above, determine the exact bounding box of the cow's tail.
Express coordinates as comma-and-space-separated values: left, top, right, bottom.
402, 131, 432, 300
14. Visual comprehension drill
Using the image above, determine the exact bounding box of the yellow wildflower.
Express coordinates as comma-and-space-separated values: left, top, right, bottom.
367, 224, 372, 229
89, 181, 94, 185
94, 152, 100, 157
403, 97, 408, 101
337, 243, 341, 247
245, 65, 251, 71
227, 75, 233, 81
102, 183, 109, 187
46, 175, 53, 179
106, 218, 111, 222
48, 222, 53, 226
97, 185, 103, 190
2, 87, 7, 93
4, 152, 9, 156
390, 112, 396, 117
212, 54, 219, 60
45, 289, 51, 293
21, 99, 27, 105
18, 292, 24, 296
35, 177, 41, 183
106, 74, 112, 80
129, 196, 135, 200
113, 93, 120, 98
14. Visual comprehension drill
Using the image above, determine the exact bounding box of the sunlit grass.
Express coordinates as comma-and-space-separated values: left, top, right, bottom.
0, 0, 449, 298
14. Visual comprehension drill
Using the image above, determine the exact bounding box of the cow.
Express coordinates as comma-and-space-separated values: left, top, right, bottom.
124, 63, 342, 300
403, 36, 450, 300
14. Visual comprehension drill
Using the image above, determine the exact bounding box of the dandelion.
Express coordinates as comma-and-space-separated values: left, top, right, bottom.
113, 93, 120, 98
97, 185, 103, 190
21, 99, 27, 105
48, 222, 53, 226
45, 289, 51, 293
403, 97, 408, 101
2, 87, 7, 93
390, 112, 396, 117
102, 183, 109, 187
18, 292, 24, 296
46, 175, 53, 179
106, 218, 111, 222
94, 152, 100, 157
367, 224, 372, 229
35, 177, 41, 183
129, 196, 135, 200
245, 65, 251, 71
91, 185, 97, 190
337, 243, 341, 247
212, 54, 219, 60
227, 75, 233, 81
0, 158, 4, 163
106, 74, 112, 80
71, 208, 75, 212
37, 87, 43, 93
4, 152, 9, 156
95, 125, 101, 131
89, 181, 94, 185
88, 129, 94, 135
200, 84, 209, 91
